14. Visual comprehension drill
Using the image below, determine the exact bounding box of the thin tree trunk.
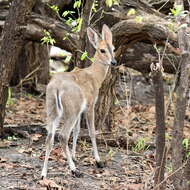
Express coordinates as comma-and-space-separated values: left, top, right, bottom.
79, 0, 94, 66
172, 1, 190, 189
74, 0, 94, 69
151, 63, 166, 190
172, 52, 190, 190
184, 156, 190, 190
0, 0, 35, 135
95, 68, 119, 130
76, 0, 94, 128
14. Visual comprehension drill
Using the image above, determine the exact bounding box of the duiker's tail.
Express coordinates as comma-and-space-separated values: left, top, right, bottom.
55, 89, 63, 117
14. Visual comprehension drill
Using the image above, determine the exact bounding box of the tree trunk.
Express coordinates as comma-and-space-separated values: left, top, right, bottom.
10, 42, 49, 87
172, 52, 190, 190
184, 156, 190, 190
10, 1, 51, 88
0, 0, 35, 135
151, 63, 166, 190
172, 1, 190, 189
79, 0, 94, 66
95, 68, 119, 130
91, 2, 120, 131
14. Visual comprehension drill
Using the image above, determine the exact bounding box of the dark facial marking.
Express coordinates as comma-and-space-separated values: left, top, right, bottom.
107, 43, 114, 59
100, 49, 106, 53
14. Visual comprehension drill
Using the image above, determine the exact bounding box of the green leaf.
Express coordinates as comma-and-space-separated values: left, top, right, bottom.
41, 30, 55, 45
170, 5, 183, 16
127, 8, 136, 16
49, 5, 59, 14
135, 16, 143, 23
62, 10, 75, 17
65, 17, 74, 26
62, 11, 69, 17
63, 33, 70, 40
182, 138, 189, 150
6, 88, 14, 106
71, 17, 83, 32
74, 0, 81, 9
113, 0, 119, 5
64, 55, 72, 63
106, 0, 113, 7
80, 51, 88, 61
170, 8, 176, 16
49, 38, 56, 45
92, 0, 98, 12
77, 17, 83, 31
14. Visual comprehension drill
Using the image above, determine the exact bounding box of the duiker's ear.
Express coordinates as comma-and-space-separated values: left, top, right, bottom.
87, 27, 99, 49
102, 24, 112, 43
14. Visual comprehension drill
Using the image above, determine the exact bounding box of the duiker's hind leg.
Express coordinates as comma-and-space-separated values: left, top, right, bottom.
59, 116, 82, 177
41, 118, 60, 178
72, 115, 81, 160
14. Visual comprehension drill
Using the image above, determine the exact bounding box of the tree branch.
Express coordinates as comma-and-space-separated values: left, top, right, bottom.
26, 14, 79, 52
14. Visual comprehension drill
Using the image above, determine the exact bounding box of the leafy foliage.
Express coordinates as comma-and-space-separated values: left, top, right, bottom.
62, 1, 83, 32
135, 16, 143, 23
170, 5, 183, 17
127, 8, 136, 16
49, 5, 59, 14
6, 88, 14, 106
62, 10, 75, 17
92, 0, 98, 12
105, 0, 119, 7
73, 0, 82, 9
182, 138, 190, 158
132, 137, 149, 152
41, 30, 56, 45
80, 51, 88, 61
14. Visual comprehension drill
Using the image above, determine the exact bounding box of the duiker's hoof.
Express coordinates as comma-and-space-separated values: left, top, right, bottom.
41, 175, 46, 180
96, 161, 106, 168
41, 172, 46, 180
71, 169, 83, 178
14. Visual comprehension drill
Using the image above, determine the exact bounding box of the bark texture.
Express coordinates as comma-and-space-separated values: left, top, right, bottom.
0, 0, 182, 74
172, 1, 190, 189
0, 0, 188, 133
10, 42, 49, 87
151, 63, 166, 190
0, 0, 35, 134
95, 68, 119, 130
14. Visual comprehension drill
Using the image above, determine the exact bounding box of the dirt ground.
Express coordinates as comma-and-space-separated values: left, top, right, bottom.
0, 74, 190, 190
0, 128, 145, 190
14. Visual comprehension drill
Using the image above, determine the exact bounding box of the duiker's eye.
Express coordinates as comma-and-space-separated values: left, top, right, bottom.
100, 49, 106, 53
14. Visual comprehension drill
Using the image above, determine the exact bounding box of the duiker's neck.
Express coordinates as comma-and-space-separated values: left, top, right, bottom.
88, 53, 109, 88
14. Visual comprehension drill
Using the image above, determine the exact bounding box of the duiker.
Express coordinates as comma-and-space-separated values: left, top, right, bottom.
41, 24, 116, 178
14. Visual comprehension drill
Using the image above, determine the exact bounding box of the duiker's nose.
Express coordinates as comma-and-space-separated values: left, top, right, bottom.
111, 58, 117, 66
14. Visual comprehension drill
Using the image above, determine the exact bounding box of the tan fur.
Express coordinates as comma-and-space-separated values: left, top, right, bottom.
41, 24, 116, 178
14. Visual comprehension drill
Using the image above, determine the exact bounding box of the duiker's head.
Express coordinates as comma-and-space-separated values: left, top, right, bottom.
87, 24, 117, 66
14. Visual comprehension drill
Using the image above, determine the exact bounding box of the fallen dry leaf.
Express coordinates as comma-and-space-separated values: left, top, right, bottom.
18, 147, 33, 154
0, 140, 11, 148
39, 178, 63, 189
0, 157, 7, 163
0, 162, 16, 169
127, 184, 144, 190
31, 134, 42, 141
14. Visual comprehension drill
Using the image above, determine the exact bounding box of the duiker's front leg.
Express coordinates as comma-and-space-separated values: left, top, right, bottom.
85, 107, 104, 168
